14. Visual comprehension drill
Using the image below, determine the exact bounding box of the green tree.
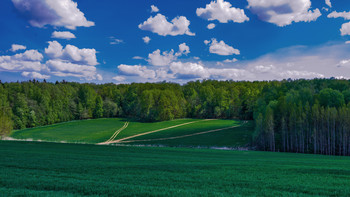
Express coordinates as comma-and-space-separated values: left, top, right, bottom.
93, 96, 103, 119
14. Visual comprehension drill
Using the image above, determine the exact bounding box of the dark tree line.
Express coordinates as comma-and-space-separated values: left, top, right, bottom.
253, 79, 350, 156
2, 78, 350, 156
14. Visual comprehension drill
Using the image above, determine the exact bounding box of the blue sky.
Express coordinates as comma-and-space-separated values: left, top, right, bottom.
1, 0, 350, 83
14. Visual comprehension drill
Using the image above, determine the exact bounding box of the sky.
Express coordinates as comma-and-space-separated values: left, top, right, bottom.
1, 0, 350, 84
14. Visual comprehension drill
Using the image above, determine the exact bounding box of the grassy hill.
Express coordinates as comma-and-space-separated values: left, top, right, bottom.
1, 141, 350, 196
10, 118, 253, 148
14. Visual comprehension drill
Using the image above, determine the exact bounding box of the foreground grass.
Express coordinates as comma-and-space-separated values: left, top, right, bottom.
1, 141, 350, 196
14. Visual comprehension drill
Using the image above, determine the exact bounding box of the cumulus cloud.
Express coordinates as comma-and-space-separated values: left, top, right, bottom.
0, 50, 45, 72
325, 0, 332, 8
169, 61, 250, 80
113, 76, 126, 82
170, 62, 210, 79
143, 36, 151, 44
328, 11, 350, 20
247, 0, 321, 26
12, 0, 95, 29
46, 59, 101, 80
148, 43, 190, 66
52, 31, 76, 39
205, 38, 240, 56
151, 5, 159, 13
22, 71, 50, 79
138, 13, 195, 36
177, 43, 190, 56
148, 49, 176, 66
341, 22, 350, 36
207, 23, 216, 29
10, 44, 26, 52
45, 41, 98, 66
196, 0, 249, 23
118, 64, 156, 79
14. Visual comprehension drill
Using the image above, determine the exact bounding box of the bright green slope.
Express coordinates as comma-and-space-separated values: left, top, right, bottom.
1, 141, 350, 196
10, 118, 195, 144
10, 118, 126, 143
125, 120, 254, 147
10, 118, 252, 147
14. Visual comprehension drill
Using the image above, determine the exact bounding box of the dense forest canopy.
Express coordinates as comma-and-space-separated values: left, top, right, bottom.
2, 78, 350, 155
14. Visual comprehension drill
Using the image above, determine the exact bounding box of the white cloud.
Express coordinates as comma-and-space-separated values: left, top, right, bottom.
138, 13, 195, 36
110, 37, 124, 45
52, 31, 76, 40
143, 36, 151, 44
341, 22, 350, 36
177, 43, 190, 56
21, 71, 50, 79
13, 50, 43, 61
12, 0, 95, 29
133, 56, 145, 60
346, 41, 350, 44
118, 64, 156, 79
196, 0, 249, 23
170, 62, 210, 79
45, 41, 98, 66
0, 50, 45, 72
223, 58, 238, 63
10, 44, 26, 52
207, 23, 216, 29
151, 5, 159, 13
148, 43, 190, 66
325, 0, 332, 8
205, 38, 240, 56
46, 59, 100, 80
247, 0, 321, 27
169, 61, 249, 80
328, 11, 350, 20
148, 49, 176, 66
113, 76, 126, 82
97, 74, 103, 81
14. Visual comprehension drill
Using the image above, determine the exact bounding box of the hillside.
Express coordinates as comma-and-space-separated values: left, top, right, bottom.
10, 118, 253, 148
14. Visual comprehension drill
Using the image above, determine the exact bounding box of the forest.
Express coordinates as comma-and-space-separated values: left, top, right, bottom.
1, 78, 350, 156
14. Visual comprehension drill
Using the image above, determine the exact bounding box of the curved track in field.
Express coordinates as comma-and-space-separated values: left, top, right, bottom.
97, 121, 129, 145
117, 121, 247, 144
101, 119, 213, 145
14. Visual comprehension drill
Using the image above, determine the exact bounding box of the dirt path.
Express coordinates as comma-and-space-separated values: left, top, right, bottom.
103, 119, 213, 145
97, 122, 129, 145
117, 122, 246, 144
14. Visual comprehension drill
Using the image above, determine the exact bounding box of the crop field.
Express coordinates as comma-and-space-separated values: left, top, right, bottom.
10, 118, 252, 148
1, 141, 350, 196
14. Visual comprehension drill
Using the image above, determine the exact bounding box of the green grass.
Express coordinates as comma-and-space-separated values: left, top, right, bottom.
1, 141, 350, 196
10, 118, 126, 143
10, 118, 252, 148
9, 118, 196, 144
114, 118, 200, 140
123, 120, 254, 148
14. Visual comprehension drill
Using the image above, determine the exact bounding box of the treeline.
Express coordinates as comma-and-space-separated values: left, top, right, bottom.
0, 79, 263, 132
254, 79, 350, 156
2, 78, 350, 156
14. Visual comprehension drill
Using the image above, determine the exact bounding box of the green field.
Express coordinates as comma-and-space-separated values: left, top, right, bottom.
1, 141, 350, 196
10, 118, 252, 148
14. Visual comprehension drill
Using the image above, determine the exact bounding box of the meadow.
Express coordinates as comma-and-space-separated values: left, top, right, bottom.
1, 141, 350, 196
10, 118, 252, 148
